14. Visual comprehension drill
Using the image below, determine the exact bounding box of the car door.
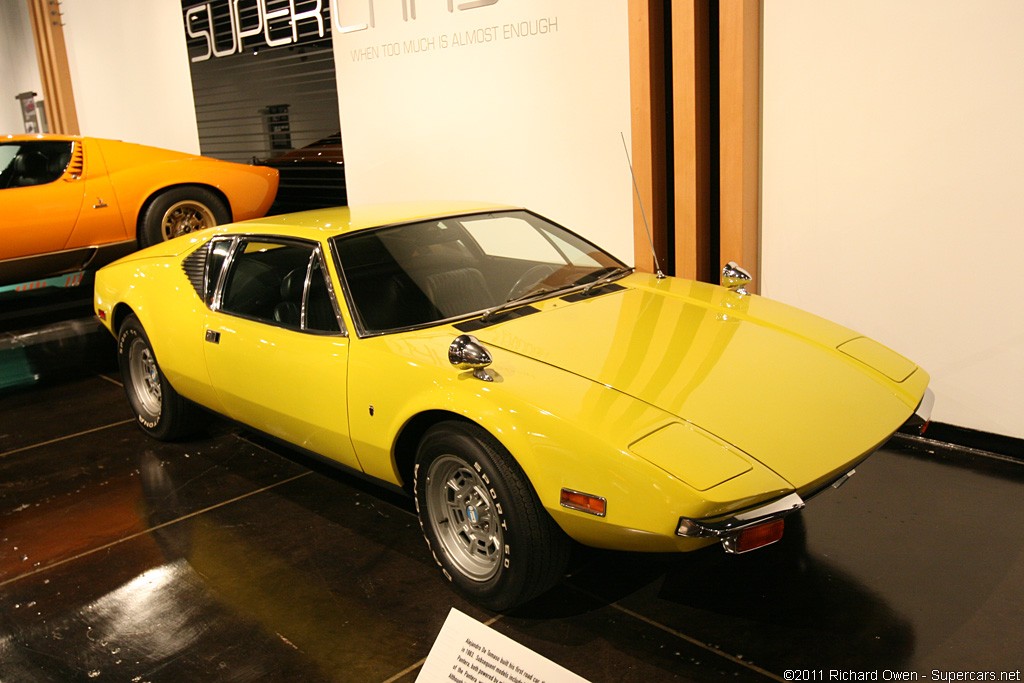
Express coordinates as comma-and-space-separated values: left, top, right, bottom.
63, 137, 128, 249
0, 139, 85, 261
202, 236, 361, 471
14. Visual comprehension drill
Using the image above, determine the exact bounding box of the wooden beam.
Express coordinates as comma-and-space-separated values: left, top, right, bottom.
672, 0, 711, 282
627, 0, 669, 274
719, 0, 759, 291
26, 0, 79, 134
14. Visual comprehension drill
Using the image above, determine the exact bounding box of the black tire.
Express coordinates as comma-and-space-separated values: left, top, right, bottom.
414, 421, 570, 610
139, 186, 230, 247
117, 314, 197, 440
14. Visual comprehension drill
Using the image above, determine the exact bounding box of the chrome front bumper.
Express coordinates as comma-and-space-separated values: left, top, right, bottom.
901, 387, 936, 435
676, 492, 805, 553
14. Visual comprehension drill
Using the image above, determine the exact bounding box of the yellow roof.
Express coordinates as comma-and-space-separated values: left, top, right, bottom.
234, 201, 517, 236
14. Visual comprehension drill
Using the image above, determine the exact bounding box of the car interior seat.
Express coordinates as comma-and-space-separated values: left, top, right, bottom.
11, 151, 51, 187
423, 267, 496, 318
272, 267, 305, 329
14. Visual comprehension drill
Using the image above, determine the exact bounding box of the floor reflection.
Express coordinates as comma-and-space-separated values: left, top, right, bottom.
546, 514, 912, 673
0, 555, 328, 682
0, 445, 480, 682
655, 516, 914, 671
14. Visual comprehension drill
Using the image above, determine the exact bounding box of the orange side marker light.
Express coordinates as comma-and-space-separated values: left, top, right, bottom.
560, 488, 607, 517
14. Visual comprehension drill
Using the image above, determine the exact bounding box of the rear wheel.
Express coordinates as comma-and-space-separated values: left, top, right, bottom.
139, 186, 230, 247
117, 315, 197, 440
414, 421, 570, 610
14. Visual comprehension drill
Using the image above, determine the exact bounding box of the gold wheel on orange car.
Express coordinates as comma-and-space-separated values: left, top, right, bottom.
159, 200, 217, 241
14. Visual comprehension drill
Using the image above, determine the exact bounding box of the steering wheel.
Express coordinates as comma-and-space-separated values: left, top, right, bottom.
506, 264, 559, 302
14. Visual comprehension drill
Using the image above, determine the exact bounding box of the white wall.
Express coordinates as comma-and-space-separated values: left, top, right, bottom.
330, 0, 634, 263
1, 0, 43, 133
61, 0, 199, 153
762, 1, 1024, 439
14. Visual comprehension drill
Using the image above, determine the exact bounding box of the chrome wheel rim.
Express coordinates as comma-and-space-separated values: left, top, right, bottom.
426, 455, 503, 581
128, 337, 162, 419
160, 201, 215, 240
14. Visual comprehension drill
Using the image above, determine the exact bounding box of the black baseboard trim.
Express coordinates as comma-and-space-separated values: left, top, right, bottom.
892, 422, 1023, 463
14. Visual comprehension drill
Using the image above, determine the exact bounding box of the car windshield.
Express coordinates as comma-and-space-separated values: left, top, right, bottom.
331, 210, 627, 335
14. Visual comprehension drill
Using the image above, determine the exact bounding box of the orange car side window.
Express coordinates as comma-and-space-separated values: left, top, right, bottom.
0, 141, 73, 189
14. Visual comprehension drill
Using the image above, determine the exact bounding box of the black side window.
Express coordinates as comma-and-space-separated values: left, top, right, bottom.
305, 255, 341, 333
221, 240, 313, 327
218, 238, 341, 334
0, 141, 73, 189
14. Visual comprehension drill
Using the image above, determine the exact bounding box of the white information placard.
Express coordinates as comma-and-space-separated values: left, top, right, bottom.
416, 608, 590, 683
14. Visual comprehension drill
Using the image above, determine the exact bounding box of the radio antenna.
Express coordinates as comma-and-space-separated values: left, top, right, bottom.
620, 131, 664, 279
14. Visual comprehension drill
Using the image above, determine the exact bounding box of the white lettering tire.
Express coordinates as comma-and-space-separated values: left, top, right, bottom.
414, 421, 570, 611
117, 315, 199, 441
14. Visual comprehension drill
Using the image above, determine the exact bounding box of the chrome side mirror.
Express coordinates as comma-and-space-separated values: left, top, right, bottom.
449, 334, 494, 382
721, 261, 752, 296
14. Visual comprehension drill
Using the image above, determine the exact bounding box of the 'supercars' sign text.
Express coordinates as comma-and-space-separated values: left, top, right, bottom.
185, 0, 502, 61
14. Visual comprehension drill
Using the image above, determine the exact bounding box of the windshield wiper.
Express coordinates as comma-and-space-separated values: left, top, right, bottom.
478, 266, 633, 323
579, 266, 633, 295
479, 283, 577, 322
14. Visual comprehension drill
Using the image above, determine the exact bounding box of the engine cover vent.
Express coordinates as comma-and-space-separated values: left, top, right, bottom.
181, 241, 211, 300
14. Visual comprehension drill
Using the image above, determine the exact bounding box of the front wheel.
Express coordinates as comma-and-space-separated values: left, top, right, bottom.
117, 315, 198, 440
414, 421, 570, 611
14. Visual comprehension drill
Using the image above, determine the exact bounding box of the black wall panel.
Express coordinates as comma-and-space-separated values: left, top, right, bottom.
182, 0, 346, 213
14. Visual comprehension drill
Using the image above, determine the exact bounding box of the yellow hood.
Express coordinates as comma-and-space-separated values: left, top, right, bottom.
477, 274, 928, 491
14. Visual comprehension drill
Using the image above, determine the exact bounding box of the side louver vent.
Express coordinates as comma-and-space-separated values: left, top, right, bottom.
68, 142, 84, 178
181, 242, 211, 300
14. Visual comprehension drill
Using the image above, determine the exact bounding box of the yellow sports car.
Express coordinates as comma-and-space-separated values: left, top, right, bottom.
0, 134, 278, 292
93, 202, 932, 610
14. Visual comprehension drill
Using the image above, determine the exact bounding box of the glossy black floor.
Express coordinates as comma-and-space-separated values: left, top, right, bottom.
2, 291, 1023, 682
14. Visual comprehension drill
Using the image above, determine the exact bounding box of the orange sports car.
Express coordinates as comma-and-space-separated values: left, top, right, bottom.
0, 134, 279, 292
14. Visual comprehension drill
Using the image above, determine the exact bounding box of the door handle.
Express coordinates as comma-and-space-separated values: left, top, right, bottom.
205, 329, 221, 344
